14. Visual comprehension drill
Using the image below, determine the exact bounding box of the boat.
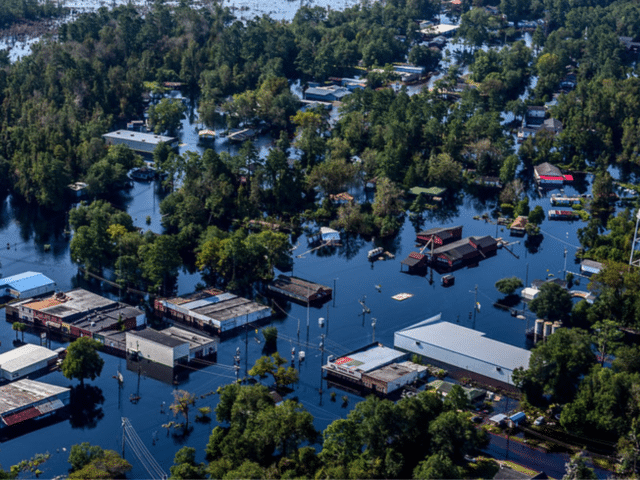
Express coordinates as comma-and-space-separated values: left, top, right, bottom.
368, 247, 384, 260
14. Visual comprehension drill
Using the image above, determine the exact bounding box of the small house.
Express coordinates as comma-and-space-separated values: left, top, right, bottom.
510, 216, 528, 236
508, 411, 526, 427
126, 329, 190, 368
580, 259, 603, 276
489, 413, 507, 426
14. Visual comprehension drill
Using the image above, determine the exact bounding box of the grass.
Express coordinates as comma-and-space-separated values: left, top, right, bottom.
501, 460, 539, 477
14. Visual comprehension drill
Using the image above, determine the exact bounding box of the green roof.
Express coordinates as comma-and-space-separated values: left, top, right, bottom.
409, 186, 446, 196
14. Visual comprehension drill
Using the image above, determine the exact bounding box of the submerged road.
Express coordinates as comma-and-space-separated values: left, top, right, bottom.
485, 433, 612, 479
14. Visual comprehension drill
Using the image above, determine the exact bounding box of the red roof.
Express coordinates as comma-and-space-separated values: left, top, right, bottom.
409, 252, 425, 260
563, 175, 574, 181
539, 175, 564, 181
1, 407, 41, 426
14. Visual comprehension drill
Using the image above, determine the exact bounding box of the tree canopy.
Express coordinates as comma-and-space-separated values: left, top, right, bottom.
61, 337, 105, 386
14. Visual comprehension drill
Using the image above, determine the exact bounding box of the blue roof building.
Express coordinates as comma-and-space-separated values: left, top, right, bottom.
0, 272, 56, 299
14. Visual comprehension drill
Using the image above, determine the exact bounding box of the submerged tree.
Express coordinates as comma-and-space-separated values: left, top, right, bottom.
61, 337, 105, 386
170, 390, 197, 429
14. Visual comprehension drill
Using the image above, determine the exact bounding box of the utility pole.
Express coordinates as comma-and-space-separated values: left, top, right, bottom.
122, 418, 126, 459
473, 285, 478, 330
371, 318, 377, 343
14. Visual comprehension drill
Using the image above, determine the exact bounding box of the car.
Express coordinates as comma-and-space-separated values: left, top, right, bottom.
471, 416, 483, 424
534, 416, 545, 426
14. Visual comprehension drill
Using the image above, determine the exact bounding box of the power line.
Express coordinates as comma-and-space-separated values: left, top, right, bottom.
122, 417, 167, 479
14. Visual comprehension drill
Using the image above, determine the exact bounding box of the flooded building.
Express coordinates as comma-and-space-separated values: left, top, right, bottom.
394, 314, 531, 389
0, 379, 70, 429
0, 272, 56, 299
0, 345, 61, 382
154, 288, 271, 335
126, 329, 190, 368
268, 275, 332, 305
416, 225, 463, 246
102, 130, 178, 155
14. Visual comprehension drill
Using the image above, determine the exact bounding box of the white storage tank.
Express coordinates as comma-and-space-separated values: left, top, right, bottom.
543, 321, 553, 338
535, 319, 544, 337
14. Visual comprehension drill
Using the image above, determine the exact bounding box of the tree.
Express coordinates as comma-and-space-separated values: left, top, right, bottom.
495, 277, 524, 296
444, 385, 470, 411
170, 446, 206, 479
249, 352, 299, 388
68, 443, 104, 472
513, 328, 596, 405
61, 337, 105, 386
413, 453, 461, 479
562, 453, 598, 480
148, 98, 187, 136
429, 410, 486, 462
529, 282, 573, 322
68, 449, 131, 479
592, 319, 623, 366
427, 153, 463, 190
528, 206, 545, 225
11, 322, 26, 342
170, 390, 196, 429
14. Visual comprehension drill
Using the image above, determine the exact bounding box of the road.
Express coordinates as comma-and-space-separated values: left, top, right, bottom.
484, 433, 612, 479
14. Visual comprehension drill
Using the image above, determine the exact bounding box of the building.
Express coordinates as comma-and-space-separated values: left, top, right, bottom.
550, 195, 581, 207
67, 182, 88, 201
419, 23, 459, 38
102, 130, 178, 155
159, 326, 217, 361
268, 276, 332, 305
394, 314, 532, 388
322, 344, 408, 388
0, 379, 70, 429
7, 289, 145, 342
427, 236, 498, 268
509, 411, 527, 427
533, 162, 572, 186
154, 288, 271, 335
581, 259, 603, 276
416, 225, 463, 246
0, 345, 60, 382
126, 329, 189, 368
427, 379, 486, 404
361, 361, 428, 395
304, 86, 352, 102
0, 272, 56, 299
510, 216, 528, 236
400, 252, 428, 273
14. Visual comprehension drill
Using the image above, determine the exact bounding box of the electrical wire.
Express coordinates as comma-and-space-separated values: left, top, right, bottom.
122, 417, 166, 479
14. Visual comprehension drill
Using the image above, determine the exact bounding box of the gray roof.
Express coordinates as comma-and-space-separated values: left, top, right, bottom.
0, 345, 58, 374
332, 345, 406, 374
533, 162, 561, 177
0, 379, 69, 415
128, 329, 187, 348
396, 318, 531, 372
103, 130, 176, 145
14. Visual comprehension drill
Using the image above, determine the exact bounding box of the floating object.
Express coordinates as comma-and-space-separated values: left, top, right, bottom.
392, 293, 413, 301
368, 247, 384, 260
318, 317, 325, 327
299, 351, 305, 361
441, 275, 455, 287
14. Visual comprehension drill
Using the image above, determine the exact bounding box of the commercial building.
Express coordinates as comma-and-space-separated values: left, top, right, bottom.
159, 326, 217, 361
7, 289, 145, 342
304, 85, 352, 102
427, 236, 498, 268
361, 361, 428, 394
102, 130, 178, 155
154, 288, 271, 335
268, 275, 332, 305
0, 272, 56, 299
0, 379, 70, 429
126, 329, 189, 368
394, 314, 531, 388
0, 345, 60, 382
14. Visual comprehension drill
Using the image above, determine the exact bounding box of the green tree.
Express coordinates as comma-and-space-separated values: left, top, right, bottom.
61, 337, 105, 386
170, 447, 206, 480
495, 277, 524, 296
562, 453, 598, 480
413, 453, 461, 479
529, 282, 573, 322
429, 410, 486, 462
444, 384, 470, 411
592, 319, 623, 366
68, 450, 131, 480
513, 328, 596, 405
528, 206, 545, 225
249, 352, 299, 388
68, 443, 104, 472
148, 98, 187, 136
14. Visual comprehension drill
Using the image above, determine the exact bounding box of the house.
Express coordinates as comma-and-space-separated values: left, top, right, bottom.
67, 182, 88, 200
510, 216, 528, 236
401, 252, 428, 273
525, 106, 546, 127
508, 411, 526, 427
581, 259, 603, 276
102, 130, 178, 155
427, 379, 486, 404
620, 36, 640, 52
540, 117, 563, 135
0, 272, 56, 299
416, 225, 462, 246
533, 162, 572, 186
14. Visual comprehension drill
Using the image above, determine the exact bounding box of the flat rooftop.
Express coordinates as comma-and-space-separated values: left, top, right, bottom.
396, 317, 531, 372
0, 272, 55, 293
331, 345, 406, 374
103, 130, 176, 145
162, 289, 269, 323
0, 379, 69, 415
366, 361, 427, 382
160, 326, 216, 349
31, 289, 117, 319
0, 345, 58, 374
128, 329, 187, 349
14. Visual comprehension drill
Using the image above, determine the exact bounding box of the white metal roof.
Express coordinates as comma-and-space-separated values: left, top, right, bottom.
335, 345, 406, 373
0, 344, 58, 374
396, 315, 531, 371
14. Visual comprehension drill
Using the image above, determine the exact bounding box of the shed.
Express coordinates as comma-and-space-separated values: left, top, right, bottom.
509, 411, 526, 427
401, 252, 427, 272
126, 329, 189, 368
489, 413, 507, 426
0, 272, 56, 299
581, 259, 603, 276
510, 216, 528, 236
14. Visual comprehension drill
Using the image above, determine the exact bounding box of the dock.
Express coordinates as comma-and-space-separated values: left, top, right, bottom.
267, 275, 332, 305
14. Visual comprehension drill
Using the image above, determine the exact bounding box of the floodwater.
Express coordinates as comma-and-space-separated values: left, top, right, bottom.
0, 5, 619, 480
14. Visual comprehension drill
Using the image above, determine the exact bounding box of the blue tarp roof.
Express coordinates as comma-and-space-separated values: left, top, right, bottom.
510, 412, 526, 422
0, 272, 55, 293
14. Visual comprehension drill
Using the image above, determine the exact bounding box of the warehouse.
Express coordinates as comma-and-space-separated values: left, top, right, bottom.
126, 329, 189, 368
154, 288, 271, 335
0, 272, 56, 299
102, 130, 178, 154
322, 344, 408, 386
394, 314, 531, 388
0, 379, 70, 429
268, 275, 332, 305
0, 345, 60, 382
361, 361, 428, 395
